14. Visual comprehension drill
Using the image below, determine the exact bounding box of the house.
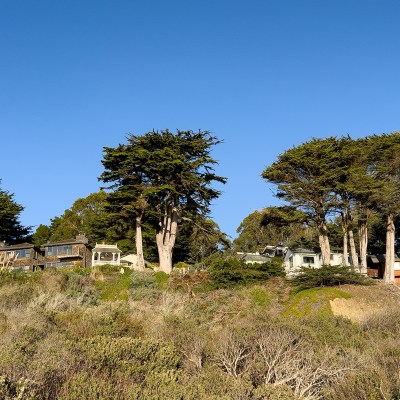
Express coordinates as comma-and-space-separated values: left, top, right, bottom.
284, 248, 344, 275
120, 254, 153, 270
237, 252, 272, 264
42, 234, 92, 268
367, 254, 400, 282
261, 245, 287, 258
0, 242, 44, 271
92, 243, 122, 266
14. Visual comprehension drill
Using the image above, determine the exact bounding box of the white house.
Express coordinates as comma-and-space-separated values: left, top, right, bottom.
91, 243, 122, 266
284, 248, 343, 276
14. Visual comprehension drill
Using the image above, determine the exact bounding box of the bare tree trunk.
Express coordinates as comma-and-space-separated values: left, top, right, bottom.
384, 213, 395, 284
317, 217, 331, 265
358, 217, 368, 275
156, 207, 179, 274
341, 212, 348, 267
347, 212, 358, 271
135, 214, 146, 271
348, 228, 358, 271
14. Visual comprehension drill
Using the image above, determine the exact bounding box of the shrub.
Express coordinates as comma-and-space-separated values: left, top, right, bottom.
129, 270, 163, 301
58, 372, 121, 400
0, 375, 39, 400
154, 271, 169, 289
174, 261, 190, 269
208, 257, 284, 289
54, 303, 144, 338
292, 265, 372, 292
95, 273, 132, 302
72, 336, 180, 382
169, 270, 213, 295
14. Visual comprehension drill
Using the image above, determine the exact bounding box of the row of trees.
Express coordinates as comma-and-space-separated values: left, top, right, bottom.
2, 130, 400, 280
32, 190, 230, 266
0, 130, 229, 274
262, 133, 400, 283
22, 130, 227, 273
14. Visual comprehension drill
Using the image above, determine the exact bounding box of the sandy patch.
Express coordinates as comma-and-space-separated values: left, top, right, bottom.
330, 282, 400, 323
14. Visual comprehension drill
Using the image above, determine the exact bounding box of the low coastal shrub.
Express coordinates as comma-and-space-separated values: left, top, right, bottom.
292, 265, 372, 292
209, 257, 285, 288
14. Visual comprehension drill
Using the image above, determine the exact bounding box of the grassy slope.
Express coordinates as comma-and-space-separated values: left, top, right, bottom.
0, 267, 399, 399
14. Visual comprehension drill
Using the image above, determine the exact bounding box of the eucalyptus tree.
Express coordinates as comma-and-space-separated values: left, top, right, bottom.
262, 138, 343, 265
48, 191, 115, 245
0, 181, 31, 244
233, 206, 308, 252
100, 130, 226, 274
233, 210, 272, 253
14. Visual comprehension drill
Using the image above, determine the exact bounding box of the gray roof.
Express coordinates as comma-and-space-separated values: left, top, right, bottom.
0, 242, 35, 250
242, 254, 271, 262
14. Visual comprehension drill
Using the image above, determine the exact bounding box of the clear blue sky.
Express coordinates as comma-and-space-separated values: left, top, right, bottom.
1, 0, 400, 240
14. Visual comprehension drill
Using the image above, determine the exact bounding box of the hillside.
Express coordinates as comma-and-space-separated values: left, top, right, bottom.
0, 267, 399, 399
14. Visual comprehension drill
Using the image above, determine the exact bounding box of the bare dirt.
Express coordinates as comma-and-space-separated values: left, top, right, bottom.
330, 282, 400, 323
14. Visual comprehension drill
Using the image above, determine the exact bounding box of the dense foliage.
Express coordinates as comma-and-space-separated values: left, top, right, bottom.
291, 265, 372, 292
100, 129, 227, 273
0, 181, 31, 244
262, 133, 400, 282
209, 257, 285, 288
234, 206, 314, 252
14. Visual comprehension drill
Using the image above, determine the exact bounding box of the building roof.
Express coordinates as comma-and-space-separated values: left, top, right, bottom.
93, 243, 122, 253
42, 235, 90, 247
289, 248, 319, 254
0, 242, 35, 250
242, 253, 271, 263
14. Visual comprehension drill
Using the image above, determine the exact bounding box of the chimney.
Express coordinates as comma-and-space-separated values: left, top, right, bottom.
76, 234, 88, 244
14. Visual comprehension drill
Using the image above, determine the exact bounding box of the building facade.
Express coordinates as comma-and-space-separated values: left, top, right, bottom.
0, 242, 44, 271
41, 235, 92, 269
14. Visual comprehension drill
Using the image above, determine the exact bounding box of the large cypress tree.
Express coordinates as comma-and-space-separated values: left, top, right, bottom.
0, 181, 31, 244
100, 129, 226, 273
262, 138, 343, 265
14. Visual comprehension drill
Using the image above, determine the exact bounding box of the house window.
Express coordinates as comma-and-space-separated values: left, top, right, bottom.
303, 256, 314, 264
7, 249, 30, 259
47, 245, 73, 256
46, 261, 74, 268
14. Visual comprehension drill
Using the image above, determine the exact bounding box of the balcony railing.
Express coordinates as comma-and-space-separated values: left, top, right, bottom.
92, 260, 120, 266
54, 249, 83, 259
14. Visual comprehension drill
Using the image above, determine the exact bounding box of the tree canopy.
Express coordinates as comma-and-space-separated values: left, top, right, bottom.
262, 137, 343, 265
0, 181, 31, 244
234, 206, 313, 253
100, 129, 226, 273
262, 132, 400, 282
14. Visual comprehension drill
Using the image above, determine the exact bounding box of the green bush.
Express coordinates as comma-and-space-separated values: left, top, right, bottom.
154, 271, 169, 289
209, 257, 284, 289
174, 261, 191, 269
58, 372, 122, 400
73, 336, 180, 382
292, 265, 372, 292
93, 264, 121, 274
